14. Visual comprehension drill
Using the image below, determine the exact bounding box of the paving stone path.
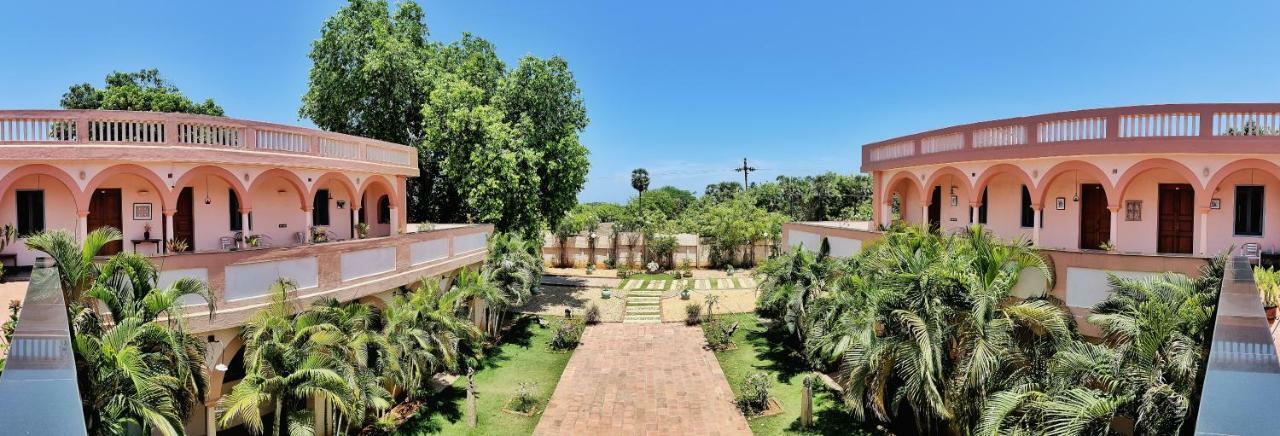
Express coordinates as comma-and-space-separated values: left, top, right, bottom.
534, 323, 751, 436
624, 287, 662, 323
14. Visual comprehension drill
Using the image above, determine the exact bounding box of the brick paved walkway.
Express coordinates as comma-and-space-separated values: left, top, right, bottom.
534, 323, 751, 436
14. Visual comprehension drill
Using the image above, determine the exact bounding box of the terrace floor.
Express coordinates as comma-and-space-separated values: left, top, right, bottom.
534, 323, 751, 436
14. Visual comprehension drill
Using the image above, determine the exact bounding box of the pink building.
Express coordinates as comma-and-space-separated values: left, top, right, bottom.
0, 109, 491, 435
784, 104, 1280, 333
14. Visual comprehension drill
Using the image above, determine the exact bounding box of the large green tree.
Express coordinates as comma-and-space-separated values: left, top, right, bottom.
61, 69, 223, 115
302, 0, 589, 237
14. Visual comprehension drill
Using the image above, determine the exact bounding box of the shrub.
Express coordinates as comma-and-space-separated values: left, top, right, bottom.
702, 319, 734, 350
736, 372, 772, 415
1256, 266, 1280, 307
585, 303, 601, 325
550, 319, 585, 351
511, 381, 539, 413
618, 264, 632, 279
603, 257, 616, 269
685, 303, 702, 326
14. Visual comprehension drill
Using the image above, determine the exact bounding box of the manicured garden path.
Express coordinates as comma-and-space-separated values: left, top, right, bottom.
534, 323, 751, 435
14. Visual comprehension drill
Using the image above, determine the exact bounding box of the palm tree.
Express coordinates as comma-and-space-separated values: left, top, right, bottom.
631, 168, 649, 262
487, 233, 540, 311
25, 227, 122, 302
380, 277, 482, 400
755, 245, 837, 343
70, 250, 214, 435
451, 268, 508, 337
309, 298, 391, 432
217, 278, 354, 436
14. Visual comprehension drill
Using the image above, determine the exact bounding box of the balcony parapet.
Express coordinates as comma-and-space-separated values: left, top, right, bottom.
0, 109, 417, 176
159, 223, 491, 333
863, 103, 1280, 172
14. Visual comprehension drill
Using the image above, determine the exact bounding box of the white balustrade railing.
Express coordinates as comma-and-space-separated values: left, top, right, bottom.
1119, 113, 1200, 137
89, 119, 166, 143
256, 129, 309, 153
869, 140, 915, 162
1214, 112, 1280, 136
178, 122, 241, 147
920, 132, 964, 154
972, 125, 1026, 148
367, 145, 412, 166
0, 118, 76, 142
320, 137, 362, 160
1037, 117, 1107, 143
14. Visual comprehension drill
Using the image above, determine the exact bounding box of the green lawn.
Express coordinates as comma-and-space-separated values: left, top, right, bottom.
711, 313, 877, 435
401, 315, 573, 435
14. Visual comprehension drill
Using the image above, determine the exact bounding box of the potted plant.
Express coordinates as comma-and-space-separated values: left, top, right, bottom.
355, 222, 369, 239
1256, 266, 1280, 322
311, 226, 329, 243
601, 287, 612, 299
586, 263, 595, 275
0, 223, 15, 252
143, 223, 152, 240
166, 238, 189, 254
246, 234, 261, 248
726, 264, 736, 277
681, 284, 691, 300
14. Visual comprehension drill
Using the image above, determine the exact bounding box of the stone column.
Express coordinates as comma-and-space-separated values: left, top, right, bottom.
164, 210, 176, 254
970, 202, 980, 225
1032, 206, 1042, 246
389, 206, 400, 235
304, 209, 313, 244
76, 210, 89, 243
1199, 207, 1209, 255
351, 207, 361, 238
240, 209, 251, 233
882, 202, 892, 227
1108, 206, 1121, 249
205, 404, 217, 436
921, 203, 930, 227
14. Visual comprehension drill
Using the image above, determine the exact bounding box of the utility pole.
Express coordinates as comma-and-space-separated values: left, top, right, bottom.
734, 158, 757, 191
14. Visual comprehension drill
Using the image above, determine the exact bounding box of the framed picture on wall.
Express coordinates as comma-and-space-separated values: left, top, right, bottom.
1055, 197, 1066, 210
133, 203, 153, 220
1210, 198, 1221, 209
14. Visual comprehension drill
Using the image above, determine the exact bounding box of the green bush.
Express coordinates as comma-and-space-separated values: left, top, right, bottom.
736, 372, 772, 415
585, 303, 601, 325
510, 381, 539, 413
702, 319, 734, 350
685, 303, 702, 326
550, 319, 585, 351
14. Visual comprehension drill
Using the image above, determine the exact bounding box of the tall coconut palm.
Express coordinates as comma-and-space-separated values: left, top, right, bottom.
217, 278, 354, 436
25, 227, 122, 302
70, 250, 214, 436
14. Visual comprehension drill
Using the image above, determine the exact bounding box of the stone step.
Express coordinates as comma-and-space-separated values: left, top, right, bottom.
626, 305, 660, 314
623, 317, 661, 324
627, 296, 660, 304
623, 313, 661, 323
628, 291, 662, 297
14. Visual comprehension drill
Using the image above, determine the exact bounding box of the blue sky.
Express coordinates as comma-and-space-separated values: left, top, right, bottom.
3, 1, 1280, 202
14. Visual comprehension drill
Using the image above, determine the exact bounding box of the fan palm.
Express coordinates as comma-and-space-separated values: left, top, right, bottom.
217, 278, 354, 436
486, 232, 541, 309
451, 268, 508, 337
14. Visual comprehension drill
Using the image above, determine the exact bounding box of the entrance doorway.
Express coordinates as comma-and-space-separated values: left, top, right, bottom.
1157, 184, 1194, 254
88, 188, 123, 256
928, 186, 942, 230
1079, 184, 1110, 250
173, 187, 195, 252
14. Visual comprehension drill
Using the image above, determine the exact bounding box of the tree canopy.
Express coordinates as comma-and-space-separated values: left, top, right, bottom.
302, 0, 589, 237
61, 69, 223, 115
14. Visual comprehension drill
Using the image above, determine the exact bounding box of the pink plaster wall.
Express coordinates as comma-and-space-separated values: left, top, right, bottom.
96, 173, 166, 253
1205, 169, 1280, 256
1113, 168, 1196, 254
0, 175, 78, 264
360, 184, 393, 238
927, 180, 972, 234
249, 177, 307, 247
185, 177, 234, 251
982, 174, 1033, 243
1039, 172, 1106, 250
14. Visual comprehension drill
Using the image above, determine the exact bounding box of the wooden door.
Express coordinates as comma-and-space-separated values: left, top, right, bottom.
174, 187, 195, 252
1079, 184, 1110, 250
928, 186, 942, 230
88, 188, 123, 256
1157, 184, 1194, 254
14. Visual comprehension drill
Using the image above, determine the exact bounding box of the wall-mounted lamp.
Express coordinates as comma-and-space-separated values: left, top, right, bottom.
277, 189, 287, 194
138, 189, 150, 195
214, 363, 228, 372
336, 200, 346, 209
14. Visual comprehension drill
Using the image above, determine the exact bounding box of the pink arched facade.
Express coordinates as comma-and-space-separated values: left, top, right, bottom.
865, 104, 1280, 257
